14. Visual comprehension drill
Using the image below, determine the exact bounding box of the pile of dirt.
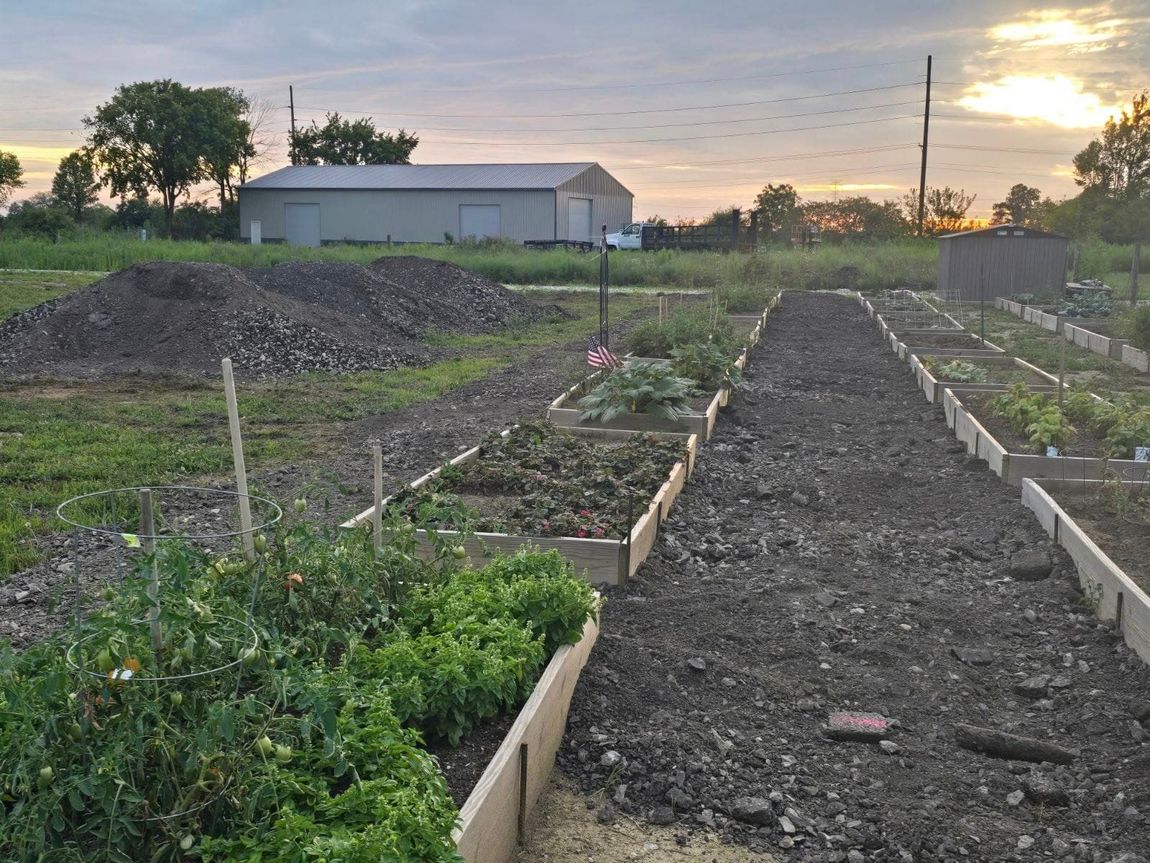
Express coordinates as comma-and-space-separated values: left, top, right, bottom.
0, 257, 555, 379
0, 262, 424, 379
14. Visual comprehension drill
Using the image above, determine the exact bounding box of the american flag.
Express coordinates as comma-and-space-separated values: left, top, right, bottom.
587, 334, 622, 369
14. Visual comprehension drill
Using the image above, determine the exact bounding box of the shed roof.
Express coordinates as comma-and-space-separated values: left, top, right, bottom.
939, 224, 1068, 241
240, 162, 619, 192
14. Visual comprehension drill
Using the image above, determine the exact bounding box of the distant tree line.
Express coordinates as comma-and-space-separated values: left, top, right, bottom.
0, 80, 418, 240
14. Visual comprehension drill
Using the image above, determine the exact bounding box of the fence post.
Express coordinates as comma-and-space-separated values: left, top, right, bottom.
748, 211, 758, 250
730, 209, 740, 251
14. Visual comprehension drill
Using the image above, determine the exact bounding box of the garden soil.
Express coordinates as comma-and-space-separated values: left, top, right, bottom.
546, 292, 1150, 862
0, 258, 554, 379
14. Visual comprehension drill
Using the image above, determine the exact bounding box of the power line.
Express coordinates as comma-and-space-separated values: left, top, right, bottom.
623, 162, 921, 190
337, 100, 922, 134
294, 57, 926, 95
616, 144, 919, 170
932, 143, 1070, 155
413, 112, 921, 146
288, 81, 924, 120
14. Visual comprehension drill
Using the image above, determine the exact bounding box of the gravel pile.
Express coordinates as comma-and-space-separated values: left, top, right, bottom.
0, 256, 551, 379
370, 255, 560, 333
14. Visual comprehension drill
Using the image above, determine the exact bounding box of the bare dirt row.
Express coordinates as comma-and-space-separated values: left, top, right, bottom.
552, 292, 1150, 863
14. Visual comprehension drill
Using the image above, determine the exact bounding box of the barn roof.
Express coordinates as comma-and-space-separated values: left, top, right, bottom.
938, 224, 1068, 241
240, 163, 625, 192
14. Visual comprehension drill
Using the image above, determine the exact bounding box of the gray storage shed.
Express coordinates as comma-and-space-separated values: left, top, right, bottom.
937, 224, 1069, 301
237, 163, 633, 247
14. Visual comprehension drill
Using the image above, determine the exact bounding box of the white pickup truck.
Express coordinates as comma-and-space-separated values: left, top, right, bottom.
604, 222, 651, 250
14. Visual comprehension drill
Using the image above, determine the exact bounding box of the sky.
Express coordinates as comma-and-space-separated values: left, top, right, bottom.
1, 0, 1148, 223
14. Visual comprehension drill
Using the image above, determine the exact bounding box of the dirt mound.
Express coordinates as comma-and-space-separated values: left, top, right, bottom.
0, 262, 424, 379
370, 255, 558, 332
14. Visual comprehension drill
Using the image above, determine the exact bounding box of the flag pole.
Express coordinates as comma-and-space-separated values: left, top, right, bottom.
600, 225, 609, 350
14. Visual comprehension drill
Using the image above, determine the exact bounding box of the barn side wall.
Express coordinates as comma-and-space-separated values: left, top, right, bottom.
239, 188, 557, 244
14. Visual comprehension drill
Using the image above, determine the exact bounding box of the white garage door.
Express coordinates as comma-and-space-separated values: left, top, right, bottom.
284, 203, 321, 247
459, 205, 501, 240
567, 197, 592, 243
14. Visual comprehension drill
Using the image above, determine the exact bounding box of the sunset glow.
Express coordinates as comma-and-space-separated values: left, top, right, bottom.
958, 74, 1121, 129
989, 9, 1125, 52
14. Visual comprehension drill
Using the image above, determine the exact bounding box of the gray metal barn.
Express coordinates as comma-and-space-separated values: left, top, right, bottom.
937, 224, 1069, 301
237, 163, 633, 247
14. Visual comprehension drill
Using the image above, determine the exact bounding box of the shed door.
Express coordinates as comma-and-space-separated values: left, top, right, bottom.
284, 203, 321, 247
459, 205, 501, 240
567, 197, 592, 242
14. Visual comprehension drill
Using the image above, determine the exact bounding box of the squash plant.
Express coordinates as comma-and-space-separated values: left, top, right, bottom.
670, 341, 743, 392
578, 361, 695, 423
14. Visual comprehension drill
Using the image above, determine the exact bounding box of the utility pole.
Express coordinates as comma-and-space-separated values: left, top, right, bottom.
916, 54, 932, 237
289, 85, 298, 166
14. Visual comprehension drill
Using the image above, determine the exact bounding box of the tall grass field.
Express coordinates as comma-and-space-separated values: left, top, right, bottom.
0, 235, 943, 291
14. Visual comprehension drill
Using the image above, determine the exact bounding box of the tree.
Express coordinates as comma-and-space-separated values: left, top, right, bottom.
199, 87, 254, 209
902, 186, 977, 235
1073, 93, 1150, 199
1072, 92, 1150, 300
85, 80, 229, 237
293, 112, 418, 165
991, 183, 1043, 226
238, 96, 277, 186
51, 150, 100, 221
753, 183, 798, 242
800, 196, 909, 239
0, 150, 24, 207
3, 193, 72, 239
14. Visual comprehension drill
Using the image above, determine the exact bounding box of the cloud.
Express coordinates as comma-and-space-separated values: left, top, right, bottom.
988, 8, 1128, 52
958, 74, 1124, 128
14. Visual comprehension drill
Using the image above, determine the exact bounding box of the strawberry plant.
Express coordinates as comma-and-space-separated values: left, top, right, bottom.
403, 421, 685, 539
577, 361, 695, 423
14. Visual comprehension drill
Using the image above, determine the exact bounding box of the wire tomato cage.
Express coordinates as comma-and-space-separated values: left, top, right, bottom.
55, 485, 283, 824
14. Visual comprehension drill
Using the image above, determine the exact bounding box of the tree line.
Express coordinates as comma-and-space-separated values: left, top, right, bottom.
0, 80, 417, 239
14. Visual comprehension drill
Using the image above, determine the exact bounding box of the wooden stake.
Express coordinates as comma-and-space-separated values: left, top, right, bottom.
139, 488, 162, 651
222, 359, 255, 562
372, 443, 384, 557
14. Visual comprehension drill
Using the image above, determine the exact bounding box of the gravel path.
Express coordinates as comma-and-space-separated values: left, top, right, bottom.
557, 292, 1150, 863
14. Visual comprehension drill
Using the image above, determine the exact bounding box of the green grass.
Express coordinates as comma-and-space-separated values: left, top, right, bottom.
0, 270, 104, 320
0, 235, 941, 292
0, 358, 505, 575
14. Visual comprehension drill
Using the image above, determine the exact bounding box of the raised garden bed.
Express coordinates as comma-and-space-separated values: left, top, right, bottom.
454, 612, 599, 861
890, 329, 1005, 360
1021, 478, 1150, 665
1064, 321, 1129, 360
942, 387, 1150, 486
908, 354, 1059, 403
345, 423, 696, 586
547, 374, 721, 439
1122, 343, 1150, 374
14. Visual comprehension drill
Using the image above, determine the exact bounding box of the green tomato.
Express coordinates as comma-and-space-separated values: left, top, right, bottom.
239, 647, 259, 667
274, 744, 292, 763
67, 723, 82, 742
179, 834, 195, 851
293, 498, 307, 514
256, 736, 274, 757
451, 545, 467, 560
169, 691, 183, 707
37, 766, 53, 789
252, 534, 268, 554
95, 649, 115, 673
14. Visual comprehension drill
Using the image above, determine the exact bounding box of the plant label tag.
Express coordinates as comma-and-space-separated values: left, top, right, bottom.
1136, 447, 1150, 462
1045, 446, 1060, 458
120, 533, 141, 548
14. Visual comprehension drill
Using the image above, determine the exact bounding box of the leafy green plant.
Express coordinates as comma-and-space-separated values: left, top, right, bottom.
670, 341, 744, 392
989, 384, 1074, 452
922, 357, 988, 383
1058, 293, 1112, 318
1129, 305, 1150, 351
627, 308, 736, 358
578, 362, 695, 423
